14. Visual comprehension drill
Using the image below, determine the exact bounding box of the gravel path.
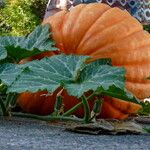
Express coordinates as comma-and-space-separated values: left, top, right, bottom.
0, 117, 149, 150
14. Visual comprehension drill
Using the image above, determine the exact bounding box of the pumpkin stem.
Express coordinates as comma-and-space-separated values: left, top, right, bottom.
11, 112, 83, 122
53, 95, 63, 116
5, 93, 18, 109
63, 102, 83, 117
0, 93, 18, 116
63, 92, 96, 117
90, 98, 104, 122
0, 83, 10, 116
81, 95, 91, 123
0, 99, 9, 116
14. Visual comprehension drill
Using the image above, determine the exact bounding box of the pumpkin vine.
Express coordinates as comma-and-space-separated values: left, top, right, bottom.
1, 3, 150, 123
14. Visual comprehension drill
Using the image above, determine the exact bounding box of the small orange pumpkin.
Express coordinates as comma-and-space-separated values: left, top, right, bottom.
18, 3, 150, 119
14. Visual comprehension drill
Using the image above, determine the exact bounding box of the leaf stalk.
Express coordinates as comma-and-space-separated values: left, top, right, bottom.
63, 92, 96, 116
12, 112, 83, 122
81, 95, 91, 123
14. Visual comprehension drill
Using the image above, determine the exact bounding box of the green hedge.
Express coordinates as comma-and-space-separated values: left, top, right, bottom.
0, 0, 47, 36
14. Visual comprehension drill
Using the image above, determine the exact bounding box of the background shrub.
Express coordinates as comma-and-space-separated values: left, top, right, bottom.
0, 0, 149, 35
144, 25, 150, 33
0, 0, 47, 36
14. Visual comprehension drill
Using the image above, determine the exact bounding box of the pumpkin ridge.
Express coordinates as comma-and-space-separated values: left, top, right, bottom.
77, 8, 133, 53
115, 59, 150, 66
100, 100, 129, 119
90, 30, 147, 57
126, 75, 150, 84
58, 11, 68, 52
126, 78, 150, 84
125, 65, 150, 85
110, 30, 150, 51
74, 4, 111, 51
60, 13, 70, 54
126, 82, 150, 99
61, 4, 87, 53
107, 98, 141, 114
78, 17, 141, 55
107, 100, 131, 114
107, 46, 150, 65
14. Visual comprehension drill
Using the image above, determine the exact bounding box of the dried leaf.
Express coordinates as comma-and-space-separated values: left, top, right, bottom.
66, 120, 114, 135
66, 119, 147, 135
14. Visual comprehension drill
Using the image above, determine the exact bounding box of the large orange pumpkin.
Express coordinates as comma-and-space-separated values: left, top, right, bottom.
18, 3, 150, 119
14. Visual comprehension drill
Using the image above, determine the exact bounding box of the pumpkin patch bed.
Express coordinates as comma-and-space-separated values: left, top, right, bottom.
0, 3, 150, 134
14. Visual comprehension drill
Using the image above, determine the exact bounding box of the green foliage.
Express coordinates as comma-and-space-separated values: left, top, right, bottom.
138, 101, 150, 116
144, 25, 150, 33
0, 24, 58, 63
0, 53, 139, 105
30, 0, 48, 19
0, 24, 58, 117
0, 25, 141, 123
0, 0, 47, 36
0, 55, 140, 122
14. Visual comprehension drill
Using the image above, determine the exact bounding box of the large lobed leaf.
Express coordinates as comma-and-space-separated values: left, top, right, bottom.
0, 54, 140, 104
0, 63, 22, 86
8, 55, 89, 93
65, 60, 125, 97
0, 24, 58, 63
97, 86, 140, 104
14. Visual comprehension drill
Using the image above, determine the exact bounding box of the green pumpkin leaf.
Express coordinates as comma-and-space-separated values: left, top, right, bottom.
6, 56, 114, 95
98, 86, 141, 104
0, 46, 7, 60
138, 101, 150, 116
6, 55, 89, 93
0, 24, 58, 63
18, 24, 57, 51
0, 54, 140, 104
65, 60, 125, 97
0, 63, 22, 86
